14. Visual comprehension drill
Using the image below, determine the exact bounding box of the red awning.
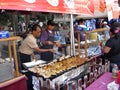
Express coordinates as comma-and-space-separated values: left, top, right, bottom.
0, 0, 94, 15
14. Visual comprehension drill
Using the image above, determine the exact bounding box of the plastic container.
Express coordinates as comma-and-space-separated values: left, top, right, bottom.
89, 32, 98, 40
54, 35, 61, 41
0, 31, 9, 39
112, 64, 118, 78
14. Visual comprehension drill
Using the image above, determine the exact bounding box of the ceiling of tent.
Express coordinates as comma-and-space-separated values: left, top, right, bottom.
76, 9, 107, 19
75, 0, 108, 19
0, 0, 94, 15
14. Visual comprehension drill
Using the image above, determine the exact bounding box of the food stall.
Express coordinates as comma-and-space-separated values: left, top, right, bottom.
23, 27, 109, 90
0, 0, 111, 90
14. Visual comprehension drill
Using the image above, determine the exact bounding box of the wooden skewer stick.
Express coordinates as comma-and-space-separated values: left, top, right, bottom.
84, 33, 87, 58
77, 31, 80, 58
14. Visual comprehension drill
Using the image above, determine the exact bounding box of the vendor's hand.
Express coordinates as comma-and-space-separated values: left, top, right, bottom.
49, 49, 54, 53
32, 57, 37, 62
55, 42, 61, 47
47, 41, 54, 45
74, 38, 78, 43
33, 59, 37, 62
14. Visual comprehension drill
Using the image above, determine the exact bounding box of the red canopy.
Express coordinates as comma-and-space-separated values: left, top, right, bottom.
0, 0, 94, 15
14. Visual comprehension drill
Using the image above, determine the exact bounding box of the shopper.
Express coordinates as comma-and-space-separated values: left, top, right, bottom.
74, 19, 87, 41
102, 26, 120, 72
19, 24, 54, 70
102, 21, 110, 39
39, 20, 56, 61
113, 22, 120, 30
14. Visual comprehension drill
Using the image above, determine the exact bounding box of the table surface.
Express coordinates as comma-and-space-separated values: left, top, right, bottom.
85, 72, 119, 90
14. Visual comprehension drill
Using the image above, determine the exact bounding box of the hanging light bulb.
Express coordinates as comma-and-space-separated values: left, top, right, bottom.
1, 9, 5, 13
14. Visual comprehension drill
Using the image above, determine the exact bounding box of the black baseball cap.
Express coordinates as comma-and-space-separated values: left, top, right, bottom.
113, 22, 120, 27
47, 20, 55, 26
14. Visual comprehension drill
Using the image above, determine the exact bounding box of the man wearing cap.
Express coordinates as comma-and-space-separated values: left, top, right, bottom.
19, 24, 54, 70
74, 19, 87, 41
39, 20, 56, 61
112, 22, 120, 36
102, 21, 110, 39
113, 22, 120, 30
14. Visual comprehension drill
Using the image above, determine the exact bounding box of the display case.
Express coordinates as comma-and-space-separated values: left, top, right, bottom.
0, 36, 21, 83
75, 28, 109, 58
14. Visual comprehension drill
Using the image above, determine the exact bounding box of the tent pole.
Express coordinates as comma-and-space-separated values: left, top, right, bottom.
70, 14, 75, 56
12, 11, 18, 36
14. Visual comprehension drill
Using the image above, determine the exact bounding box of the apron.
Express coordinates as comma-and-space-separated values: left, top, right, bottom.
40, 30, 54, 61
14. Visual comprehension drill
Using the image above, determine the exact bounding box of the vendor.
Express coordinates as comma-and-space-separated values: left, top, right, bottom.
102, 26, 120, 72
19, 24, 54, 70
113, 22, 120, 32
39, 20, 57, 61
74, 19, 87, 41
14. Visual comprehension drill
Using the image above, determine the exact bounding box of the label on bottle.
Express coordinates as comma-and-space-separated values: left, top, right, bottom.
112, 67, 118, 78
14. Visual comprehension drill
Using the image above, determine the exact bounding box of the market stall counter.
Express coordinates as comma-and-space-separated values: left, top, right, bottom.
24, 55, 92, 89
85, 72, 120, 90
0, 75, 27, 90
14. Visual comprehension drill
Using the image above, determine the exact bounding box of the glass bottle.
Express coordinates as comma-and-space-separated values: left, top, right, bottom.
112, 64, 118, 78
